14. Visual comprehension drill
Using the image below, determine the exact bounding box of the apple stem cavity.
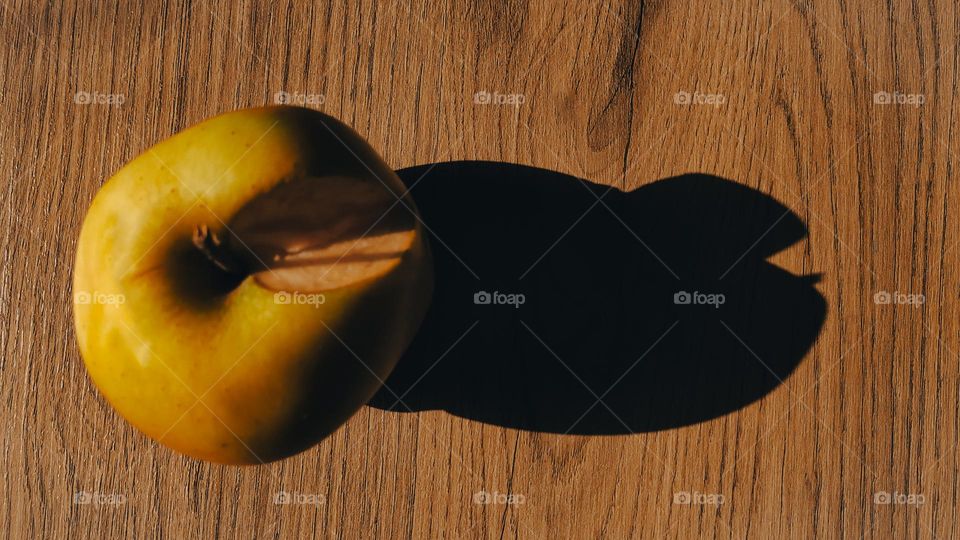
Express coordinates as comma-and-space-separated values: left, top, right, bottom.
187, 176, 419, 294
192, 224, 252, 277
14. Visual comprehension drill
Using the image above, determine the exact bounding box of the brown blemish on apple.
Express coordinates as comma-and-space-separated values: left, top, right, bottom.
192, 175, 416, 293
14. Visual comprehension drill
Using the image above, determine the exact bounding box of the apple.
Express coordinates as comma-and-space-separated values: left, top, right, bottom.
73, 106, 433, 464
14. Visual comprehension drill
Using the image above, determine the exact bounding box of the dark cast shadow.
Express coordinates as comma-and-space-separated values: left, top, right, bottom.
368, 161, 827, 434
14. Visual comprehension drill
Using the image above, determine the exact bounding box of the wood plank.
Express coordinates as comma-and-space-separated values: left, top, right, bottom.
1, 0, 957, 537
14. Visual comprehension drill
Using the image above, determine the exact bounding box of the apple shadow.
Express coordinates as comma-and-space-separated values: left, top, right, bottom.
368, 162, 827, 434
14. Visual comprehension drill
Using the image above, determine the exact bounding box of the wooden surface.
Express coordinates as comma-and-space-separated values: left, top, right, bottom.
2, 0, 959, 538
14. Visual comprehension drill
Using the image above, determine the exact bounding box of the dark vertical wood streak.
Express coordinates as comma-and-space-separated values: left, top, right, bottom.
938, 16, 959, 537
497, 432, 520, 540
279, 0, 294, 92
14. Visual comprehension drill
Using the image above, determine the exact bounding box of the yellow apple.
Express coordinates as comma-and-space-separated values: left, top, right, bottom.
73, 106, 433, 464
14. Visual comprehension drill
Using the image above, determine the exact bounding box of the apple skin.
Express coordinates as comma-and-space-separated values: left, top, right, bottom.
73, 106, 432, 464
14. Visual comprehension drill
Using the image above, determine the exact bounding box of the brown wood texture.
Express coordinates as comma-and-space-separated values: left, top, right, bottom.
2, 0, 959, 538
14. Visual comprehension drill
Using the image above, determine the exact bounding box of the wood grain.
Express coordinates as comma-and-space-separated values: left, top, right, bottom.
2, 0, 958, 538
